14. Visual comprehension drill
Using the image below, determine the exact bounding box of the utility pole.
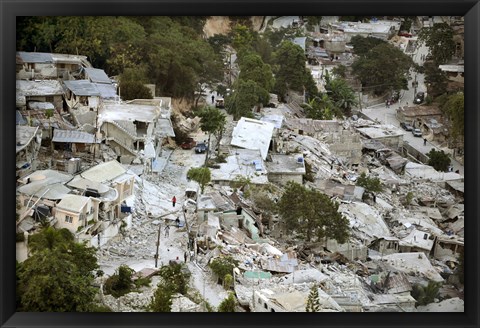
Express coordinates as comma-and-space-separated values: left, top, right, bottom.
154, 222, 161, 268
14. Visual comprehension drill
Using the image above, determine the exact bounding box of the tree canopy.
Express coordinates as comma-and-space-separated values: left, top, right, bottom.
273, 41, 318, 101
350, 35, 387, 56
16, 227, 99, 311
196, 106, 227, 163
418, 23, 456, 65
187, 167, 211, 193
17, 17, 223, 100
225, 79, 270, 120
427, 149, 451, 172
277, 182, 350, 243
351, 42, 414, 95
441, 92, 464, 144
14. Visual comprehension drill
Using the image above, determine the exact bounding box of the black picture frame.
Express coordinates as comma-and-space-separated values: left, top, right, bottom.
2, 1, 479, 327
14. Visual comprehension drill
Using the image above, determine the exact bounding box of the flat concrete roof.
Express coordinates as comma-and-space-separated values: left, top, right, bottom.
56, 194, 90, 213
80, 160, 126, 183
99, 101, 160, 124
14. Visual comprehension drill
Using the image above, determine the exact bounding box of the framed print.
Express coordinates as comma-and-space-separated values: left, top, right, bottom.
2, 1, 479, 328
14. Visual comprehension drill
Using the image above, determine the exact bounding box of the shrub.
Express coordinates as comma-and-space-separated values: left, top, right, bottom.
103, 265, 134, 298
217, 292, 236, 312
427, 149, 451, 172
209, 256, 239, 284
356, 172, 383, 193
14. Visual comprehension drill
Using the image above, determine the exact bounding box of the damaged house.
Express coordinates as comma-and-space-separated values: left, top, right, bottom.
98, 101, 162, 162
210, 149, 268, 185
356, 125, 404, 151
16, 51, 90, 81
231, 117, 275, 160
16, 80, 64, 112
282, 118, 363, 165
16, 125, 42, 179
266, 153, 306, 185
54, 194, 99, 234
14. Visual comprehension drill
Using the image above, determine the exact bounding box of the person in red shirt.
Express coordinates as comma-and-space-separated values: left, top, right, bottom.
172, 196, 176, 207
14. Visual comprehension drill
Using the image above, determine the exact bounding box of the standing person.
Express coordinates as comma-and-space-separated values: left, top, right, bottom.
164, 225, 170, 237
184, 251, 188, 263
172, 196, 176, 207
211, 94, 215, 104
423, 138, 427, 146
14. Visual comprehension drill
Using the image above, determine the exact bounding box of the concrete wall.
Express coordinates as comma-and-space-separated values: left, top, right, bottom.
402, 142, 429, 164
55, 199, 96, 233
326, 131, 363, 164
326, 239, 368, 261
267, 173, 303, 186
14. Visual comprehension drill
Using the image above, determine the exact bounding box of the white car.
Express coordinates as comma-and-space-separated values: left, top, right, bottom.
412, 128, 422, 137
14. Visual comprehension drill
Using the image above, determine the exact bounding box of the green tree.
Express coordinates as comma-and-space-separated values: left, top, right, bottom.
150, 262, 191, 312
332, 64, 347, 78
304, 16, 322, 32
223, 273, 233, 290
325, 74, 358, 116
103, 265, 135, 298
238, 52, 275, 92
350, 35, 387, 56
196, 106, 227, 164
159, 262, 191, 295
187, 167, 211, 194
150, 284, 174, 312
302, 95, 336, 120
218, 292, 236, 312
356, 172, 383, 194
427, 149, 451, 172
119, 67, 153, 100
418, 23, 456, 65
226, 79, 269, 120
441, 92, 464, 144
273, 41, 315, 101
277, 182, 349, 243
306, 285, 321, 312
208, 34, 233, 54
17, 228, 99, 311
411, 281, 441, 306
209, 256, 239, 284
231, 24, 257, 51
423, 61, 449, 98
351, 43, 414, 95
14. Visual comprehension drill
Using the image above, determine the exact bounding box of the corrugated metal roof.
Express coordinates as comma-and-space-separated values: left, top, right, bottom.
94, 83, 117, 99
84, 68, 111, 84
17, 52, 53, 63
63, 80, 101, 96
52, 129, 99, 144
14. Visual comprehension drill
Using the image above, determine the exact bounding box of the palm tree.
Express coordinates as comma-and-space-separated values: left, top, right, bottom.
326, 78, 358, 116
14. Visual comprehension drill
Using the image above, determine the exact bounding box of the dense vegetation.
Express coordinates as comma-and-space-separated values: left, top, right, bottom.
16, 227, 101, 311
277, 182, 350, 243
17, 17, 223, 100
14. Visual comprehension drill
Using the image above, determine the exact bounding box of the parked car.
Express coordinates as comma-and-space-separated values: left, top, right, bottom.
400, 122, 414, 131
215, 98, 225, 109
412, 128, 422, 137
414, 92, 425, 104
180, 137, 196, 150
195, 142, 208, 153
